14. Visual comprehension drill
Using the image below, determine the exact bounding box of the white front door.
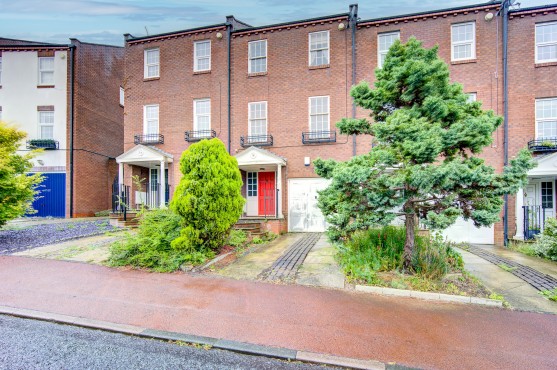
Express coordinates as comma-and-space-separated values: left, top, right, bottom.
541, 181, 555, 221
246, 172, 258, 216
288, 178, 329, 232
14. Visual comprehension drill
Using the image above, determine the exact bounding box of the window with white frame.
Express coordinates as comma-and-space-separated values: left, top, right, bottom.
248, 101, 267, 141
144, 48, 160, 78
309, 96, 329, 138
247, 172, 257, 197
451, 22, 475, 61
39, 110, 54, 139
143, 105, 159, 135
38, 57, 55, 85
535, 22, 557, 63
248, 40, 267, 73
119, 86, 124, 106
194, 99, 211, 137
467, 93, 477, 102
378, 31, 400, 68
309, 31, 329, 66
194, 40, 211, 72
536, 98, 557, 139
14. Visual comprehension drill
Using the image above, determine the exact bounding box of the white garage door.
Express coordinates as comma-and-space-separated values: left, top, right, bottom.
288, 178, 330, 232
442, 217, 494, 244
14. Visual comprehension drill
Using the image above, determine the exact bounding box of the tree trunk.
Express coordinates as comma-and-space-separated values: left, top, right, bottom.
403, 205, 415, 270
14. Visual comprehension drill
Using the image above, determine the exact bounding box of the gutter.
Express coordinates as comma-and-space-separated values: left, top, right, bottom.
69, 44, 76, 218
349, 4, 358, 157
501, 0, 510, 246
226, 19, 232, 154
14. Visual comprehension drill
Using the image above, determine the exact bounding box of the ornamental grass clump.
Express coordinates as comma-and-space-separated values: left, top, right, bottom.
337, 226, 463, 283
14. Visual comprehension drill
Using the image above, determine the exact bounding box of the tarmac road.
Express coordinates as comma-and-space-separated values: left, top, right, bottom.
0, 315, 332, 370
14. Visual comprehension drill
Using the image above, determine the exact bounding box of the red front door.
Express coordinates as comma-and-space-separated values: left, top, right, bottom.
258, 172, 275, 216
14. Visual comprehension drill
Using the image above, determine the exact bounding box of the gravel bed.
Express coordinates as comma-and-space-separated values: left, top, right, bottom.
0, 220, 118, 255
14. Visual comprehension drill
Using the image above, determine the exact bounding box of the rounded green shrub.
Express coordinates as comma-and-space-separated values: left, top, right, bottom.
170, 139, 244, 252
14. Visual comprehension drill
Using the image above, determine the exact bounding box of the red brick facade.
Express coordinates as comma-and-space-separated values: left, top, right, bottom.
71, 40, 125, 217
120, 2, 557, 242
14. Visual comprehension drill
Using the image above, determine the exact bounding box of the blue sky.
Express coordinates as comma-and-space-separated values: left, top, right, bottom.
0, 0, 552, 46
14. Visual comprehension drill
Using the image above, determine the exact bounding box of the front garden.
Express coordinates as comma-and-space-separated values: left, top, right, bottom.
336, 226, 492, 298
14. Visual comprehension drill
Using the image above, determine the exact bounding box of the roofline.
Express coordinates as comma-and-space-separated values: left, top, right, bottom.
126, 23, 227, 44
0, 44, 70, 49
358, 1, 501, 25
0, 36, 66, 45
232, 12, 350, 34
509, 3, 557, 14
69, 38, 124, 48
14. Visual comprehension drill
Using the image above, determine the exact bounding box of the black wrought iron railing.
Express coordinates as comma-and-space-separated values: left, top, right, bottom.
134, 134, 164, 145
112, 184, 130, 214
26, 139, 59, 150
240, 134, 273, 147
184, 130, 216, 142
302, 130, 336, 144
528, 138, 557, 152
523, 205, 546, 240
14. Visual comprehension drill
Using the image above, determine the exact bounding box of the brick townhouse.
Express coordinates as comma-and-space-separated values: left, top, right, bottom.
116, 1, 557, 244
0, 38, 124, 217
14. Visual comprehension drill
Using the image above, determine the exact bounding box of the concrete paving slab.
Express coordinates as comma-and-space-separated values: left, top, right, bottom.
456, 247, 557, 314
295, 235, 345, 289
217, 233, 303, 280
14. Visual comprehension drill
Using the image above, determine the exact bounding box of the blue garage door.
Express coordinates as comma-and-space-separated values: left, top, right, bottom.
30, 173, 66, 218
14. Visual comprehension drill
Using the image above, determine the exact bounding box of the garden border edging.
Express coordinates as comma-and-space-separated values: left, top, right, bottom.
354, 285, 503, 307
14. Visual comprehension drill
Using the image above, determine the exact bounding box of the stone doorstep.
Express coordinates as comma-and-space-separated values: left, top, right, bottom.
355, 285, 503, 308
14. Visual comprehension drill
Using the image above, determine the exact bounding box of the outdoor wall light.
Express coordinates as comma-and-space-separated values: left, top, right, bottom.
338, 22, 346, 31
304, 157, 311, 166
485, 12, 494, 21
216, 32, 223, 39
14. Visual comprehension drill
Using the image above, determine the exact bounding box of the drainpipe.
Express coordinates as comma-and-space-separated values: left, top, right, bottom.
226, 19, 233, 154
502, 0, 510, 246
349, 4, 358, 157
68, 44, 76, 218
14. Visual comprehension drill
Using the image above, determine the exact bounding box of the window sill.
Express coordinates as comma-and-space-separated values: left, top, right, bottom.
309, 64, 330, 70
535, 61, 557, 68
143, 77, 160, 82
193, 70, 211, 75
248, 72, 267, 77
451, 59, 477, 65
37, 85, 55, 89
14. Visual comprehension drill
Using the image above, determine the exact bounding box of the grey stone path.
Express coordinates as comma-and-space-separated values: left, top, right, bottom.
466, 245, 557, 291
261, 233, 322, 282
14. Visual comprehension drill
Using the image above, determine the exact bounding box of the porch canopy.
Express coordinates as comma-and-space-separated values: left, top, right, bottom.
515, 152, 557, 240
116, 145, 173, 207
235, 146, 286, 218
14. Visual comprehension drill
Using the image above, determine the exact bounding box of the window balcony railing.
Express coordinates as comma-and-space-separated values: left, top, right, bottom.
134, 134, 164, 145
302, 130, 336, 144
528, 138, 557, 153
26, 139, 59, 150
240, 134, 273, 147
184, 129, 216, 142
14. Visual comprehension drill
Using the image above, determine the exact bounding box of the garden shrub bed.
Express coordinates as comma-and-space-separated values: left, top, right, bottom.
336, 226, 494, 299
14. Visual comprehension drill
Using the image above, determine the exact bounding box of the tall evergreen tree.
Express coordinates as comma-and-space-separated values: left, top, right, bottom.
315, 38, 534, 268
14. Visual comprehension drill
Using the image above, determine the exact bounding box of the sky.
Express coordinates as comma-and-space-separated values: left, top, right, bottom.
0, 0, 553, 46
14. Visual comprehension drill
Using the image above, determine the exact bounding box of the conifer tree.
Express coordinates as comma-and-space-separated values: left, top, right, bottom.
170, 139, 244, 252
0, 122, 43, 227
314, 38, 534, 268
